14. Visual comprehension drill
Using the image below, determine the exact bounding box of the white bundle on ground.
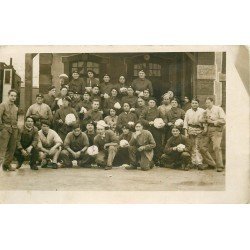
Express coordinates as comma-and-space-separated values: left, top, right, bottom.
114, 102, 121, 109
65, 113, 77, 125
153, 118, 165, 128
175, 119, 184, 127
120, 139, 129, 148
176, 144, 186, 152
87, 145, 99, 156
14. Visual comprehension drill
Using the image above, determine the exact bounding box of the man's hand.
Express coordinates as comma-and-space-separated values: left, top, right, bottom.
26, 146, 33, 154
104, 144, 109, 150
149, 121, 154, 126
172, 147, 177, 151
138, 146, 145, 152
21, 149, 28, 157
49, 147, 57, 156
168, 122, 173, 126
75, 151, 81, 159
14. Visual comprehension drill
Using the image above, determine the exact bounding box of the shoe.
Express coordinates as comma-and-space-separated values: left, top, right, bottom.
91, 163, 99, 169
16, 162, 23, 169
184, 164, 191, 171
30, 165, 39, 170
105, 165, 112, 170
217, 167, 224, 172
125, 164, 137, 170
7, 165, 16, 171
197, 164, 206, 170
2, 165, 9, 171
41, 160, 48, 168
51, 163, 58, 169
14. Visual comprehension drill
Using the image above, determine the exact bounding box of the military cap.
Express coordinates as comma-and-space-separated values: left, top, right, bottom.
74, 91, 80, 95
103, 73, 110, 78
83, 91, 90, 95
138, 69, 145, 73
127, 86, 134, 90
36, 93, 44, 98
72, 70, 79, 74
86, 120, 96, 126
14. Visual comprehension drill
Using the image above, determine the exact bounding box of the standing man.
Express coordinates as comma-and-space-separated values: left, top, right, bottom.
121, 86, 138, 108
132, 69, 153, 96
26, 93, 53, 129
43, 86, 57, 112
99, 74, 113, 98
125, 122, 156, 171
93, 121, 119, 170
69, 70, 85, 94
0, 89, 19, 171
204, 97, 226, 172
85, 70, 99, 93
15, 116, 39, 170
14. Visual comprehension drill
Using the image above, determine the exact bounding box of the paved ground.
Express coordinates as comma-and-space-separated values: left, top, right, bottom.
0, 164, 225, 191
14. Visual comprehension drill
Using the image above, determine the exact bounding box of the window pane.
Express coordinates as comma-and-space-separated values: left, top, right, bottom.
87, 62, 93, 67
134, 70, 138, 76
79, 68, 84, 74
78, 61, 84, 67
72, 62, 77, 67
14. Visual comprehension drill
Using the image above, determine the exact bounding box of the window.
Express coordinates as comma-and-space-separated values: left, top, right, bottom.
133, 63, 161, 76
71, 61, 100, 76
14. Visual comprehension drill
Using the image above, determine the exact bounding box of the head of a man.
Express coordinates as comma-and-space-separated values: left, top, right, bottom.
72, 123, 81, 137
68, 91, 74, 99
110, 88, 118, 97
171, 98, 178, 108
143, 89, 150, 98
127, 87, 134, 96
87, 70, 94, 78
191, 98, 199, 110
25, 116, 34, 129
138, 70, 146, 79
83, 92, 90, 101
109, 108, 116, 117
119, 75, 126, 84
72, 71, 79, 80
148, 99, 156, 108
205, 97, 214, 109
48, 87, 56, 97
162, 95, 171, 105
8, 89, 17, 103
62, 97, 70, 107
123, 103, 130, 112
92, 100, 100, 111
60, 87, 68, 97
74, 92, 81, 101
135, 122, 143, 132
184, 96, 190, 104
41, 120, 50, 134
137, 98, 145, 107
171, 127, 181, 137
36, 94, 44, 105
86, 122, 95, 133
103, 74, 110, 83
122, 126, 130, 135
92, 86, 99, 95
96, 125, 105, 136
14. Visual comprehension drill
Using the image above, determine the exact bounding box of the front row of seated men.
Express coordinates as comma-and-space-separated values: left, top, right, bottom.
15, 114, 192, 171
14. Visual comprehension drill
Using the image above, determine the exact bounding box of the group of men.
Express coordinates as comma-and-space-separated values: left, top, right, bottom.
0, 69, 226, 172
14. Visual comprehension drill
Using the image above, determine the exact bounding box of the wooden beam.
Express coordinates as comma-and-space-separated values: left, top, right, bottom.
185, 52, 195, 62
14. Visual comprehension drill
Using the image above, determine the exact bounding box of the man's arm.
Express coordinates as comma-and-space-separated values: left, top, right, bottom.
143, 131, 156, 150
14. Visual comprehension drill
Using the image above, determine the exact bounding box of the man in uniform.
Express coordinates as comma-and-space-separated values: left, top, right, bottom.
133, 97, 147, 118
204, 97, 226, 172
121, 86, 138, 108
37, 119, 63, 169
132, 69, 153, 96
59, 123, 90, 168
84, 121, 96, 146
160, 126, 192, 171
0, 89, 19, 171
93, 121, 119, 170
71, 91, 82, 109
26, 93, 53, 129
85, 70, 99, 93
99, 74, 113, 97
69, 70, 85, 94
43, 86, 57, 112
59, 73, 69, 88
90, 85, 102, 108
15, 116, 39, 170
84, 100, 103, 126
125, 122, 156, 171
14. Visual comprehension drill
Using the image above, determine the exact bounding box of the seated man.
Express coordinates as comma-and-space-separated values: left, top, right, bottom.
37, 120, 63, 169
160, 126, 191, 171
84, 120, 96, 146
60, 123, 90, 168
126, 122, 156, 171
15, 116, 39, 170
93, 121, 119, 170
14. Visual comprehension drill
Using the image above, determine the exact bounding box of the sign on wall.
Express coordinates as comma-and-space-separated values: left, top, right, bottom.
197, 65, 216, 80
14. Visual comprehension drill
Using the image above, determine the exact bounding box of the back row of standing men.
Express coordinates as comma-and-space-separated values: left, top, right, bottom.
0, 69, 226, 172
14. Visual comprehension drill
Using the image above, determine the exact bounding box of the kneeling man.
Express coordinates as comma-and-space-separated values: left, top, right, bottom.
60, 122, 90, 167
161, 126, 191, 170
126, 122, 156, 171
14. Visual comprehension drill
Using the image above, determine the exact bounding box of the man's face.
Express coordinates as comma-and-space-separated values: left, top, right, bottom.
138, 71, 146, 79
49, 89, 56, 96
148, 100, 156, 108
36, 97, 43, 104
143, 90, 150, 98
96, 126, 105, 135
41, 124, 49, 134
119, 76, 125, 84
68, 92, 74, 98
62, 99, 69, 107
123, 103, 130, 112
184, 97, 190, 103
103, 76, 110, 83
88, 72, 94, 78
163, 96, 170, 105
110, 109, 116, 116
74, 94, 80, 100
83, 93, 90, 100
25, 118, 34, 128
111, 89, 117, 97
127, 88, 134, 96
8, 92, 17, 102
73, 127, 81, 136
137, 99, 145, 107
191, 100, 199, 110
171, 100, 178, 108
92, 87, 99, 94
61, 88, 68, 96
135, 123, 143, 132
72, 73, 79, 79
122, 128, 129, 134
92, 101, 100, 110
59, 78, 65, 85
172, 128, 180, 137
205, 100, 213, 109
86, 123, 94, 132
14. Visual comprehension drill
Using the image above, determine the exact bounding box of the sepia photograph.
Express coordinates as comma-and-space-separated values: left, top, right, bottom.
0, 47, 228, 193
